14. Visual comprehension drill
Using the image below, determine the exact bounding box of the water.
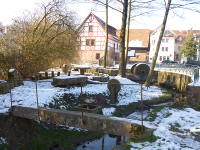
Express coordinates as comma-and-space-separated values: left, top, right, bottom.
76, 134, 127, 150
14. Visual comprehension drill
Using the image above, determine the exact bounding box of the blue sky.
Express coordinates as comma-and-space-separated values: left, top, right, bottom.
0, 0, 200, 30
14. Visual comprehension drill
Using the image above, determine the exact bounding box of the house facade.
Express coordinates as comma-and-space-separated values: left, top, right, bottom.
78, 13, 119, 65
126, 29, 151, 62
149, 26, 200, 63
149, 26, 186, 63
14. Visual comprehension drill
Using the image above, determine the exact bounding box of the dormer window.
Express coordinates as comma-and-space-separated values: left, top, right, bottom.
89, 25, 93, 32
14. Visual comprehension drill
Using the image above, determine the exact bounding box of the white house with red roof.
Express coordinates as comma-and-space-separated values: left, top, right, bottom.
77, 12, 119, 65
149, 26, 197, 63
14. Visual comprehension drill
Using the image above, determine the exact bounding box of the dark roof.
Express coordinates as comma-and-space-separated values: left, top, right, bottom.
129, 47, 149, 51
93, 14, 117, 36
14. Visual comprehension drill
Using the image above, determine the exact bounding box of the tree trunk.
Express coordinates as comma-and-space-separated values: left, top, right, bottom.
103, 0, 109, 68
145, 0, 172, 86
125, 0, 132, 69
119, 0, 129, 77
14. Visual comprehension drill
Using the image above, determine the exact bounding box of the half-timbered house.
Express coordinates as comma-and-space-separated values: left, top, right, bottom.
78, 13, 119, 65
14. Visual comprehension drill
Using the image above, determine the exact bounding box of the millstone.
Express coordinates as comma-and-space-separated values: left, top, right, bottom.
131, 63, 150, 81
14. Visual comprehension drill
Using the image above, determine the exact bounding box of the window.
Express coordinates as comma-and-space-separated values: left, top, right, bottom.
86, 39, 95, 46
162, 47, 165, 51
96, 53, 100, 59
89, 25, 93, 32
162, 39, 165, 43
91, 39, 95, 46
166, 39, 169, 43
167, 56, 170, 60
160, 56, 162, 61
86, 39, 90, 46
163, 56, 166, 60
165, 47, 168, 51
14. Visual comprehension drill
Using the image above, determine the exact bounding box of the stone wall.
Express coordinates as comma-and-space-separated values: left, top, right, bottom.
78, 50, 105, 65
12, 106, 152, 138
156, 71, 191, 92
186, 86, 200, 109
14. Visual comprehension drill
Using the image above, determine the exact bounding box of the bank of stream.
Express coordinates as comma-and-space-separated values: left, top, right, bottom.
1, 84, 194, 150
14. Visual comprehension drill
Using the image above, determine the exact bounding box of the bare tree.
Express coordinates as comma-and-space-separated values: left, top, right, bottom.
0, 0, 79, 77
145, 0, 172, 86
104, 0, 109, 68
118, 0, 129, 77
125, 0, 132, 67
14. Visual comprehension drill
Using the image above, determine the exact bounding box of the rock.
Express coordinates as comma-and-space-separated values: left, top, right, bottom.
8, 68, 23, 87
0, 80, 9, 94
107, 79, 121, 104
52, 75, 88, 87
92, 76, 109, 82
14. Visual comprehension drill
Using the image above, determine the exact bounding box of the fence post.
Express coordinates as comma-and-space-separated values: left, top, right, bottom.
140, 84, 144, 131
35, 79, 40, 122
80, 83, 83, 96
9, 83, 13, 113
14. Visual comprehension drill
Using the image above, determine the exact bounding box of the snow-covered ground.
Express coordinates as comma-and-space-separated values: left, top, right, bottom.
0, 76, 163, 113
1, 74, 200, 149
129, 108, 200, 150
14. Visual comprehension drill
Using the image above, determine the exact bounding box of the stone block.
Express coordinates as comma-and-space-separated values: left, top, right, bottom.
0, 80, 9, 94
8, 68, 23, 87
52, 75, 88, 87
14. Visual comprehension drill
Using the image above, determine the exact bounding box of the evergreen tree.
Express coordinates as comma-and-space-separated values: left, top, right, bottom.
181, 34, 198, 60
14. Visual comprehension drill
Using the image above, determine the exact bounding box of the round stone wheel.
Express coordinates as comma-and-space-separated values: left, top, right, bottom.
130, 64, 137, 74
107, 79, 121, 94
133, 64, 150, 78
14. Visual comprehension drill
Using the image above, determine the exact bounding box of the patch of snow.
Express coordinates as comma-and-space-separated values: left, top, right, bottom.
190, 126, 200, 133
130, 107, 200, 149
0, 76, 163, 113
54, 75, 87, 79
0, 137, 7, 144
8, 68, 15, 73
102, 107, 116, 116
73, 64, 93, 69
189, 80, 200, 87
0, 80, 7, 83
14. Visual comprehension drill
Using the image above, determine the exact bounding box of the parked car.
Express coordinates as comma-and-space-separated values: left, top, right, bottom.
185, 60, 200, 67
162, 60, 177, 64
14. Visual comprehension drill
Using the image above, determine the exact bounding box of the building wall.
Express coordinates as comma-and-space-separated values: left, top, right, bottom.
149, 28, 176, 63
129, 51, 149, 62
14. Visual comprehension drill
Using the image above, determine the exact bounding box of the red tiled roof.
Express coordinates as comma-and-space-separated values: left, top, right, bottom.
117, 29, 152, 47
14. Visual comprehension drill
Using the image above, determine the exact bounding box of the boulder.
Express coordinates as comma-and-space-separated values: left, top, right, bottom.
8, 68, 23, 87
107, 79, 121, 104
0, 80, 9, 94
52, 75, 88, 87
